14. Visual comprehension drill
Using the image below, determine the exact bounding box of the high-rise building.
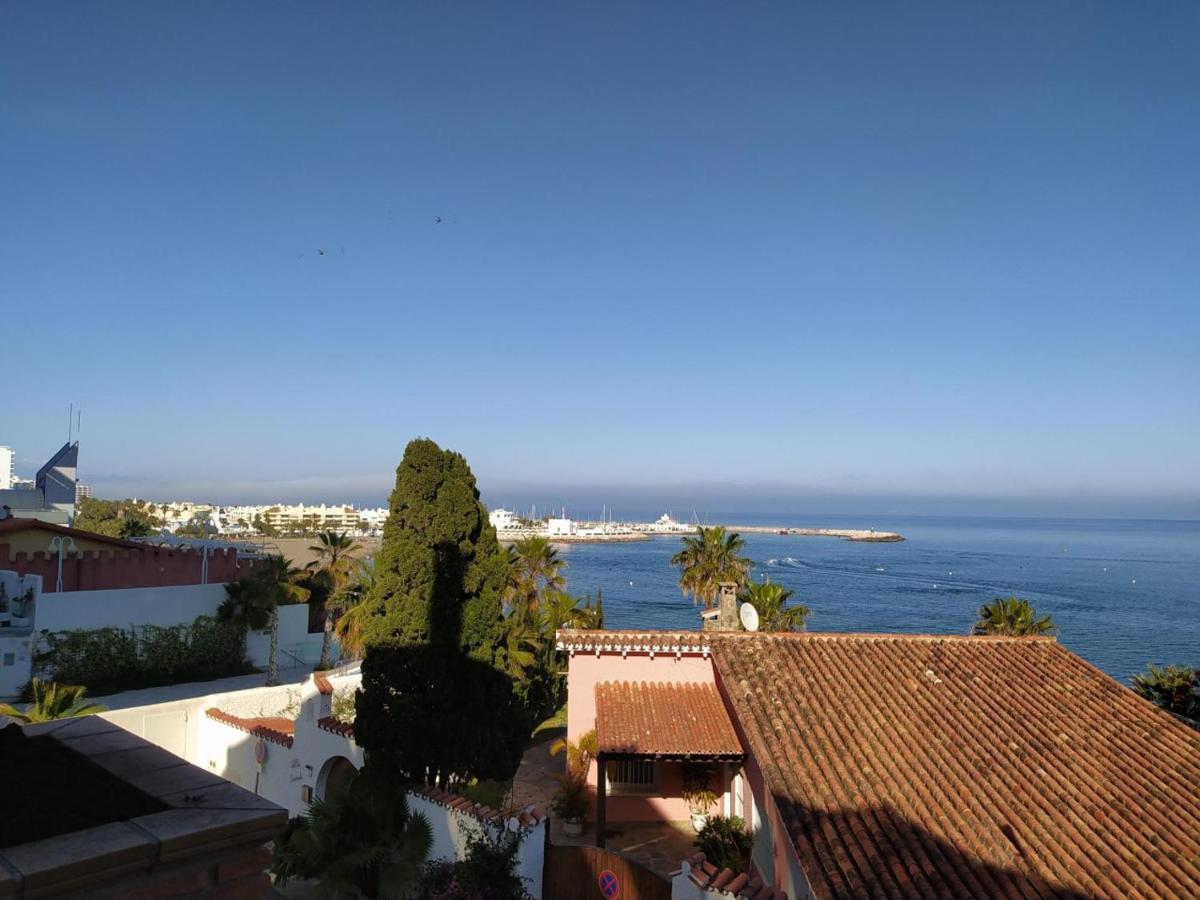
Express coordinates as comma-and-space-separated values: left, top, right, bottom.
75, 483, 94, 504
0, 446, 13, 490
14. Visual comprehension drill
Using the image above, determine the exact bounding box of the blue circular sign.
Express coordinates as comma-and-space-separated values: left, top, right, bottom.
598, 869, 620, 899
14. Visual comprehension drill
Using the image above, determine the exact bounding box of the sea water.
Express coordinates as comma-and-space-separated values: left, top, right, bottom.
552, 516, 1200, 683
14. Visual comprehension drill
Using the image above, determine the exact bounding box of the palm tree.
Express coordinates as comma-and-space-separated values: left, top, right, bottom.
332, 560, 377, 659
0, 678, 105, 723
1132, 664, 1199, 721
306, 531, 364, 669
220, 555, 310, 685
741, 579, 811, 632
549, 728, 598, 778
972, 595, 1055, 636
671, 526, 753, 609
504, 536, 566, 611
273, 767, 432, 898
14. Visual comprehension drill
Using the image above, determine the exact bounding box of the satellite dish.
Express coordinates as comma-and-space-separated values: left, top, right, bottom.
739, 602, 760, 632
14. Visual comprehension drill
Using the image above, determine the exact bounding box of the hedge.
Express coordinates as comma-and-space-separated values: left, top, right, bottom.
34, 615, 254, 696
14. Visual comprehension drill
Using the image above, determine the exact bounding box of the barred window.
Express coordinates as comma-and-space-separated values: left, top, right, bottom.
606, 758, 657, 794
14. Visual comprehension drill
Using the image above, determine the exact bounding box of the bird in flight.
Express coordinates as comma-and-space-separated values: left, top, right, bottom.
435, 216, 442, 224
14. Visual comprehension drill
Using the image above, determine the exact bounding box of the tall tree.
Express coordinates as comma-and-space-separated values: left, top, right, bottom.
671, 526, 753, 609
972, 595, 1055, 636
360, 438, 508, 656
741, 579, 811, 632
503, 536, 566, 611
356, 641, 528, 789
306, 531, 364, 668
0, 678, 105, 723
220, 555, 310, 685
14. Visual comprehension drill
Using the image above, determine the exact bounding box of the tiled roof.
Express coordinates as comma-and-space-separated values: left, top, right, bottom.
710, 632, 1200, 899
684, 851, 787, 900
312, 671, 333, 695
557, 629, 711, 656
410, 786, 545, 831
205, 708, 295, 748
0, 516, 146, 549
595, 681, 743, 759
317, 716, 355, 739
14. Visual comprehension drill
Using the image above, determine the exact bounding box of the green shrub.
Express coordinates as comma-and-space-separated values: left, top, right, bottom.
695, 815, 752, 873
35, 616, 253, 696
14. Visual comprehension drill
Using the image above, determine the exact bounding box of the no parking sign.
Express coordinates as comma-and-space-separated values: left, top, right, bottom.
598, 869, 620, 899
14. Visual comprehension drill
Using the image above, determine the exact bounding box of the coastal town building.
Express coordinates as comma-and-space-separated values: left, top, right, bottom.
0, 441, 79, 525
557, 620, 1200, 898
0, 445, 13, 490
489, 507, 520, 531
0, 519, 314, 700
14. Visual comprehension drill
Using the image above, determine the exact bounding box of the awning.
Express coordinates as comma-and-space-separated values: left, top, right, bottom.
594, 680, 744, 761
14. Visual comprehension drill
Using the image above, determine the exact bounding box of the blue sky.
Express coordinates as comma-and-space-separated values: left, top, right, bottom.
2, 3, 1197, 517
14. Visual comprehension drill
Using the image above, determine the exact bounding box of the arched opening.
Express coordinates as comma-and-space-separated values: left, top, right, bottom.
316, 755, 358, 801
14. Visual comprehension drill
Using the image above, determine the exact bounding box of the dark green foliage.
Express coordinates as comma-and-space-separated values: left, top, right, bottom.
73, 497, 163, 538
694, 815, 753, 873
1132, 664, 1199, 721
356, 641, 529, 788
416, 827, 532, 900
972, 595, 1055, 636
272, 767, 432, 899
360, 439, 508, 655
35, 616, 252, 696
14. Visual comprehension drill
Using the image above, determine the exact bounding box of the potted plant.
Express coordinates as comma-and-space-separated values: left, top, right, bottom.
682, 763, 718, 832
549, 728, 597, 837
551, 775, 588, 836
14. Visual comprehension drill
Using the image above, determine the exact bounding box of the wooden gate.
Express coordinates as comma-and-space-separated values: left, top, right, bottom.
543, 844, 671, 900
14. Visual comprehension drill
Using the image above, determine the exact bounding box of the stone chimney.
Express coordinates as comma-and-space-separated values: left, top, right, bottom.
700, 578, 734, 633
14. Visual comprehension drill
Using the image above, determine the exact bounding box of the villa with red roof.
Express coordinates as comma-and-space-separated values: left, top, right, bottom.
557, 594, 1200, 898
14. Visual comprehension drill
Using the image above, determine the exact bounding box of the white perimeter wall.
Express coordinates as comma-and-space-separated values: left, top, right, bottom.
409, 794, 546, 899
35, 583, 229, 632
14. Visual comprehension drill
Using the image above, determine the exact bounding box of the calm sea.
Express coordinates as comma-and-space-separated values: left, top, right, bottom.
552, 516, 1200, 684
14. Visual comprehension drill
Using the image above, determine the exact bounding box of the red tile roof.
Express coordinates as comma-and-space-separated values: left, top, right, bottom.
312, 671, 333, 695
685, 851, 786, 900
595, 681, 743, 759
558, 629, 711, 655
317, 715, 354, 739
710, 632, 1200, 899
205, 708, 295, 748
410, 786, 545, 831
0, 517, 146, 550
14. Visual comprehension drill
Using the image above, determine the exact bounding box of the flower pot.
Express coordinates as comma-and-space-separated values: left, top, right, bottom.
563, 817, 584, 837
690, 812, 708, 833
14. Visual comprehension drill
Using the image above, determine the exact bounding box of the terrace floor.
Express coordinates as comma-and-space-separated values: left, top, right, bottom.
552, 818, 696, 879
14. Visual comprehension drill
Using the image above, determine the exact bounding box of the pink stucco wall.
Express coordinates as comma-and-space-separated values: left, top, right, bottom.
565, 649, 721, 822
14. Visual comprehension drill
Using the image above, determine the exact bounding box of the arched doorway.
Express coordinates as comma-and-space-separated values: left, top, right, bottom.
316, 755, 358, 801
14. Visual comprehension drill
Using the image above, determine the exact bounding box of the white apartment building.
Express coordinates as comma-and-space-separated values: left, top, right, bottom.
0, 447, 13, 491
488, 507, 520, 531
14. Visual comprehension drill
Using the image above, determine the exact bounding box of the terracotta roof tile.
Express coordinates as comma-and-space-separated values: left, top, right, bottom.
312, 671, 333, 695
558, 629, 711, 656
317, 716, 354, 739
686, 851, 779, 899
410, 786, 544, 830
205, 707, 294, 748
710, 632, 1200, 899
595, 681, 743, 759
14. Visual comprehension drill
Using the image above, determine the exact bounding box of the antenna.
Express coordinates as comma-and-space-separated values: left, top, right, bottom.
739, 602, 760, 632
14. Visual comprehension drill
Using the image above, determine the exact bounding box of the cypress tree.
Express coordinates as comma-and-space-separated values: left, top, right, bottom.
359, 438, 507, 656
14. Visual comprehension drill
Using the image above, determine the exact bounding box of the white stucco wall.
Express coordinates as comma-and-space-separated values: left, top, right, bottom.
35, 583, 228, 632
246, 603, 326, 668
409, 794, 546, 899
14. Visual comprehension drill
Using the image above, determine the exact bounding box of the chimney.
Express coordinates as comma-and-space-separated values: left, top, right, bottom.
712, 582, 739, 631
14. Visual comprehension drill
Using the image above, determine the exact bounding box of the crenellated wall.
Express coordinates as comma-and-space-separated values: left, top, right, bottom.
0, 543, 260, 591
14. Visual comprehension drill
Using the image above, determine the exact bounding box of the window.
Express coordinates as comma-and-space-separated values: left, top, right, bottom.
606, 758, 658, 794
